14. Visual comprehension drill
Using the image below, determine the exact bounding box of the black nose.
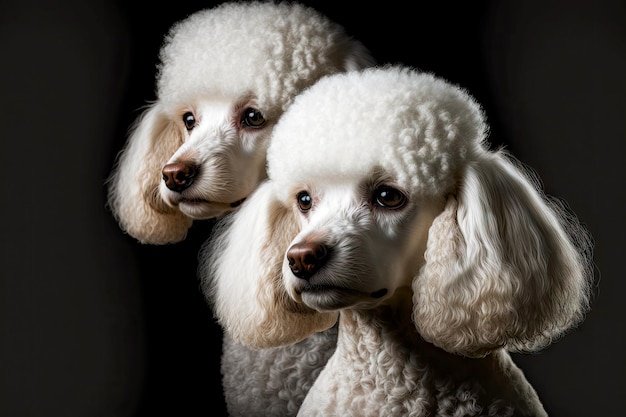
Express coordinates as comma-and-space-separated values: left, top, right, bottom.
287, 242, 328, 280
162, 162, 197, 192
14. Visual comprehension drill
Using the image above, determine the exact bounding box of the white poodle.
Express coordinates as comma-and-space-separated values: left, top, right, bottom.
105, 2, 373, 415
202, 66, 594, 416
107, 1, 373, 245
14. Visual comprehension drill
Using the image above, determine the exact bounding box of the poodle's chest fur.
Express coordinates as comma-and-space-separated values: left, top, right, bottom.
298, 306, 543, 417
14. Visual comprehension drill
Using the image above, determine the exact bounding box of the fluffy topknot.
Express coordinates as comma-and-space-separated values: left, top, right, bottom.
268, 66, 489, 198
157, 1, 374, 117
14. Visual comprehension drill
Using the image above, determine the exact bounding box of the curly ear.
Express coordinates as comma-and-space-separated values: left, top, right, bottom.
107, 103, 192, 244
413, 150, 593, 357
200, 181, 337, 349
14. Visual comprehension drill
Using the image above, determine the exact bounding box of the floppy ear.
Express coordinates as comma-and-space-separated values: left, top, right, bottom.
107, 103, 192, 244
413, 149, 593, 357
200, 181, 337, 349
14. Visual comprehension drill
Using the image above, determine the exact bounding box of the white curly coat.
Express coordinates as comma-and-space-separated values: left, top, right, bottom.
202, 67, 594, 416
105, 2, 374, 416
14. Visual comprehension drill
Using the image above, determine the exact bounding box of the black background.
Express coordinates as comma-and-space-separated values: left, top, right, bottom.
1, 1, 624, 416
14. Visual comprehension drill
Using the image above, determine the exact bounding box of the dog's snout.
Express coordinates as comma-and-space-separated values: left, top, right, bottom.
287, 242, 328, 280
162, 162, 197, 192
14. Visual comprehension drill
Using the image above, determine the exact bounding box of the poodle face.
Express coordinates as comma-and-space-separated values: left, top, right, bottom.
203, 66, 593, 356
203, 66, 489, 347
158, 96, 270, 220
281, 177, 445, 312
107, 1, 374, 244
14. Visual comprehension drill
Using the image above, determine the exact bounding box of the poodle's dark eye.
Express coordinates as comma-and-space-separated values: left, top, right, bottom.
373, 186, 406, 209
297, 191, 312, 212
183, 112, 196, 131
241, 108, 266, 129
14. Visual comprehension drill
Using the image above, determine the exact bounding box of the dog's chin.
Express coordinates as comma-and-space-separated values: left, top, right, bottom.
176, 198, 246, 219
300, 285, 388, 312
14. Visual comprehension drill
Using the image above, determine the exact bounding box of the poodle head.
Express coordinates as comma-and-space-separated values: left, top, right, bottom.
203, 66, 593, 355
106, 1, 374, 244
267, 67, 487, 311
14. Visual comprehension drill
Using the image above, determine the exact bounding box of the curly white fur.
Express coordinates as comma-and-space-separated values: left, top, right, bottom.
220, 326, 338, 416
201, 66, 593, 416
105, 2, 374, 416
